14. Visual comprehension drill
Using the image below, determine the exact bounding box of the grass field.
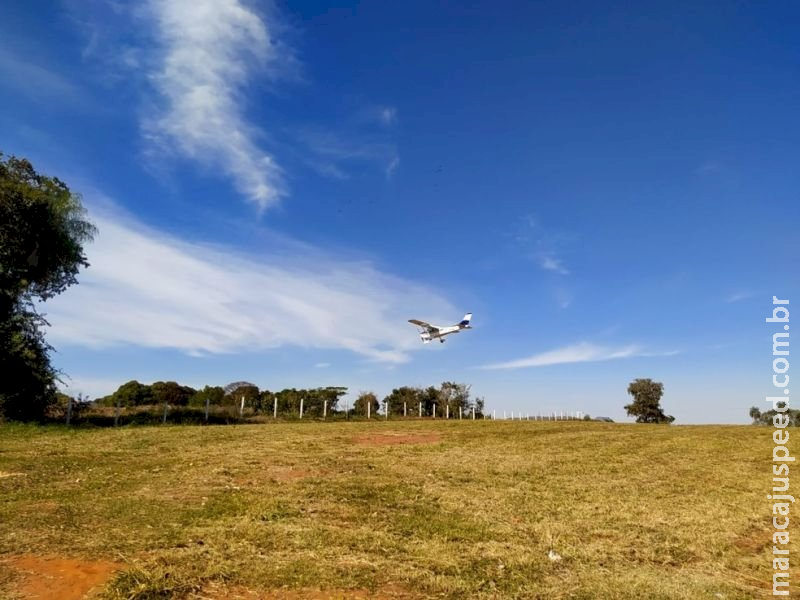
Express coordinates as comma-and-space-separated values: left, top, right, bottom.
0, 421, 793, 599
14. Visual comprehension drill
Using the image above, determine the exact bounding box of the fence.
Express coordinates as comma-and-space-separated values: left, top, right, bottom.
55, 397, 588, 427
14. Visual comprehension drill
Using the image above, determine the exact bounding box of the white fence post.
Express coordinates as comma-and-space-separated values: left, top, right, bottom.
240, 395, 245, 417
446, 405, 449, 419
419, 402, 422, 417
433, 404, 436, 419
300, 398, 304, 419
385, 402, 389, 420
367, 401, 371, 419
323, 400, 328, 419
273, 397, 278, 419
404, 402, 407, 417
472, 407, 475, 420
459, 406, 463, 420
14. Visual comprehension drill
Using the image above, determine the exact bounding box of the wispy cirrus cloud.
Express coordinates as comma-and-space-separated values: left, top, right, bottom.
514, 215, 574, 276
295, 126, 399, 182
0, 50, 87, 106
725, 290, 755, 303
378, 106, 397, 126
141, 0, 294, 211
44, 200, 455, 364
539, 255, 569, 275
479, 342, 677, 370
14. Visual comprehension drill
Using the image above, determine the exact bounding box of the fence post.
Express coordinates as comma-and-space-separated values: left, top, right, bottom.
419, 402, 422, 417
472, 407, 475, 420
240, 395, 245, 417
459, 406, 463, 420
404, 402, 407, 417
433, 404, 436, 419
204, 397, 210, 423
323, 400, 327, 419
274, 397, 278, 419
446, 405, 449, 419
162, 402, 168, 424
66, 396, 73, 425
300, 398, 304, 419
385, 402, 389, 420
367, 401, 371, 419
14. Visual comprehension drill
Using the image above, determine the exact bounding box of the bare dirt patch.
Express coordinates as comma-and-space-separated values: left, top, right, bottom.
353, 433, 442, 447
4, 555, 121, 600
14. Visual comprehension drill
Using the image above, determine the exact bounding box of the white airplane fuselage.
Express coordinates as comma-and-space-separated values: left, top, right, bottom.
410, 313, 473, 344
420, 324, 470, 343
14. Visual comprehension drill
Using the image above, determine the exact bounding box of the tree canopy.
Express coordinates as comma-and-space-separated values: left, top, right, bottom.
624, 378, 674, 423
0, 153, 95, 421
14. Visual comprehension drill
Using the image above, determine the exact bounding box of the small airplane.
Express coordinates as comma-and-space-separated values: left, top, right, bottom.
408, 313, 473, 344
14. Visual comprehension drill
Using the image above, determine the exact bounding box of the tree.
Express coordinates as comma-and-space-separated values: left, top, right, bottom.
439, 381, 472, 416
190, 385, 225, 408
151, 381, 196, 407
0, 154, 95, 420
224, 384, 259, 410
624, 378, 674, 424
354, 391, 379, 416
102, 380, 154, 407
750, 403, 800, 427
383, 386, 422, 415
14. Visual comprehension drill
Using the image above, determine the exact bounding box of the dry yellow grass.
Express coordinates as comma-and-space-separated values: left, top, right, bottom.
0, 421, 794, 599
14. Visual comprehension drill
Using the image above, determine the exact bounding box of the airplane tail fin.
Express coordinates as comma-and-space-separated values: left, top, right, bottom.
459, 313, 473, 328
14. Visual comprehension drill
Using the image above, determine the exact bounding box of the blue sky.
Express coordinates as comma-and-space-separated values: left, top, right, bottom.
1, 1, 798, 423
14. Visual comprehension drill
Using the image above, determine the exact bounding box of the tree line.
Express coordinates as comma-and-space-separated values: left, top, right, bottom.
74, 379, 486, 420
749, 404, 800, 427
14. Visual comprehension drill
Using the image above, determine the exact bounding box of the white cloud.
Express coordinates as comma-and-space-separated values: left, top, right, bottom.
142, 0, 288, 210
539, 255, 569, 275
379, 106, 397, 125
385, 156, 400, 179
725, 291, 754, 303
553, 287, 572, 309
44, 204, 455, 364
296, 127, 399, 181
0, 51, 86, 106
479, 342, 644, 370
514, 215, 573, 276
314, 362, 331, 369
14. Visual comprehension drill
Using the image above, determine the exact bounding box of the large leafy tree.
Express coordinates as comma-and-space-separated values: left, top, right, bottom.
0, 154, 95, 420
151, 381, 196, 407
624, 378, 674, 424
100, 381, 154, 407
383, 386, 422, 415
354, 391, 379, 416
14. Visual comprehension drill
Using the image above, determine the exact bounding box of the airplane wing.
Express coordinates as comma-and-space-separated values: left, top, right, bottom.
409, 319, 437, 331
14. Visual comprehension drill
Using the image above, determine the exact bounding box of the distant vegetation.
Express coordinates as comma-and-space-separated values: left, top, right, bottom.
48, 380, 487, 425
749, 404, 799, 426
